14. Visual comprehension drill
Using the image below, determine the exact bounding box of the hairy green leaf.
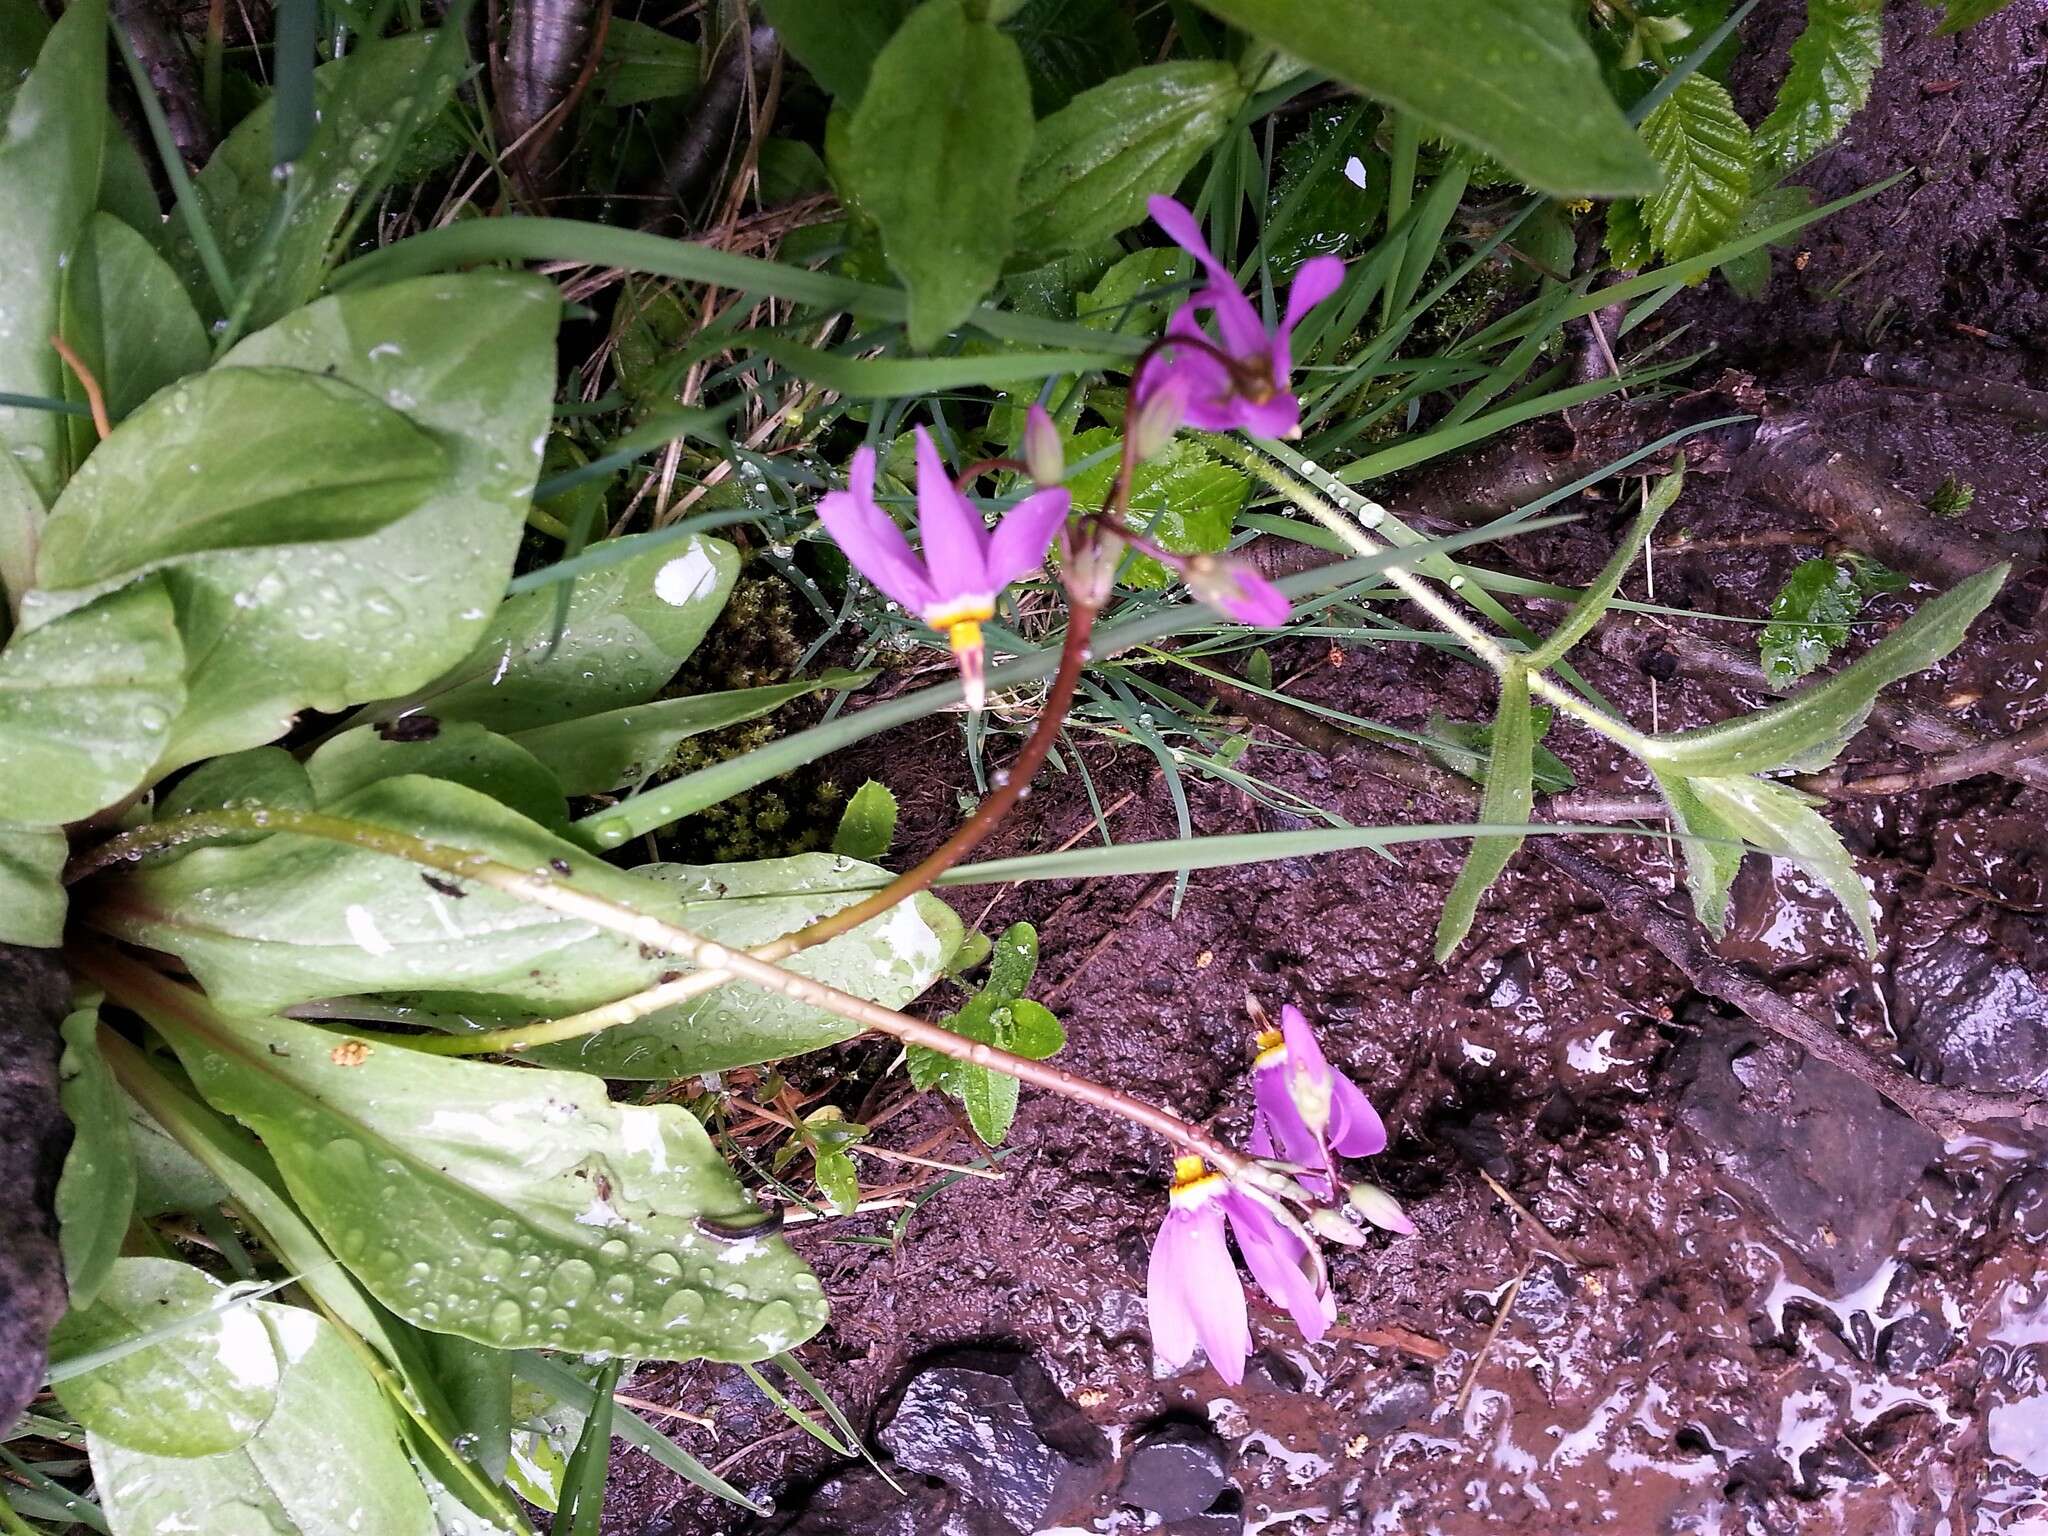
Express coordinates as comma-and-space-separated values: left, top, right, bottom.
1434, 666, 1535, 960
843, 0, 1034, 345
1758, 555, 1904, 689
833, 780, 899, 862
1687, 772, 1873, 952
55, 1007, 137, 1310
148, 1003, 828, 1360
1652, 767, 1746, 935
1183, 0, 1656, 196
759, 0, 910, 102
0, 578, 185, 823
87, 1293, 437, 1535
1639, 73, 1751, 261
1012, 62, 1244, 253
50, 1257, 282, 1457
1755, 0, 1882, 170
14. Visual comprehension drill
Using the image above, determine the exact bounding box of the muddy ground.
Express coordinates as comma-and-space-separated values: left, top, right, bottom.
605, 4, 2048, 1532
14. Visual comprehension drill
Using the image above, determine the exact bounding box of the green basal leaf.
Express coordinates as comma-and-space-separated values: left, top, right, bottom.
1685, 771, 1874, 953
1012, 61, 1245, 254
986, 922, 1039, 1001
832, 780, 899, 862
386, 534, 739, 733
29, 370, 447, 602
166, 31, 466, 328
1434, 666, 1535, 961
843, 0, 1034, 345
156, 748, 318, 843
1065, 429, 1248, 588
150, 1004, 829, 1361
1183, 0, 1657, 196
1077, 248, 1194, 335
49, 1257, 282, 1458
1641, 564, 2006, 777
1652, 766, 1746, 935
1755, 0, 1882, 170
0, 447, 41, 618
54, 1006, 137, 1310
87, 1294, 438, 1535
0, 821, 65, 946
553, 1357, 620, 1536
1758, 555, 1903, 690
759, 0, 911, 103
420, 1331, 512, 1485
124, 1087, 229, 1219
57, 214, 210, 469
308, 723, 568, 830
152, 273, 560, 771
1638, 73, 1751, 262
0, 0, 104, 503
814, 1148, 860, 1216
0, 577, 184, 824
511, 670, 874, 798
597, 19, 703, 107
905, 926, 1058, 1144
99, 778, 962, 1075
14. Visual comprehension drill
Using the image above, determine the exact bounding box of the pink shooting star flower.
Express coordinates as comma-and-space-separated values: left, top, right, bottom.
816, 427, 1071, 711
1250, 1004, 1388, 1200
1136, 195, 1347, 441
1149, 1155, 1335, 1384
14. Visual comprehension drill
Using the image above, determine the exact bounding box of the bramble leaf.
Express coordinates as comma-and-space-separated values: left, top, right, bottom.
1755, 0, 1882, 170
1639, 73, 1751, 261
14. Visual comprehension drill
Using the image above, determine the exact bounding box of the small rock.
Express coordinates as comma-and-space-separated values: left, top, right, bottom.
1241, 1350, 1306, 1394
759, 1464, 1010, 1536
1163, 1487, 1245, 1536
1675, 1035, 1939, 1287
1356, 1375, 1431, 1439
1877, 1311, 1954, 1374
1119, 1421, 1230, 1521
2002, 1169, 2048, 1243
1896, 938, 2048, 1096
877, 1349, 1110, 1533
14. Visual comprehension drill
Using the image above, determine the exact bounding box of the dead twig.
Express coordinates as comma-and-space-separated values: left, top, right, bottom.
1795, 714, 2048, 798
1862, 351, 2048, 428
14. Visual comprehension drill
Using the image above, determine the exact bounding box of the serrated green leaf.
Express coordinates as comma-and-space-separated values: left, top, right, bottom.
87, 1294, 438, 1535
1012, 62, 1244, 254
1264, 105, 1383, 279
1934, 0, 2019, 32
55, 1007, 137, 1310
1076, 248, 1194, 335
1183, 0, 1657, 196
1434, 666, 1535, 960
139, 999, 829, 1361
1686, 772, 1873, 953
513, 670, 874, 798
1639, 73, 1751, 261
832, 780, 898, 862
50, 1258, 282, 1458
1760, 557, 1861, 688
1718, 183, 1817, 299
1755, 0, 1882, 170
146, 273, 560, 771
843, 0, 1033, 345
1604, 194, 1657, 268
1652, 766, 1746, 934
0, 821, 66, 945
1643, 564, 2005, 777
307, 723, 567, 830
1065, 429, 1248, 587
0, 577, 184, 823
759, 0, 911, 103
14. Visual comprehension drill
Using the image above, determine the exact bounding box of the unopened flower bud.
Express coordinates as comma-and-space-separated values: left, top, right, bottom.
1023, 404, 1065, 488
1347, 1181, 1416, 1236
1306, 1207, 1367, 1248
1129, 373, 1188, 460
1060, 521, 1124, 610
1183, 553, 1290, 628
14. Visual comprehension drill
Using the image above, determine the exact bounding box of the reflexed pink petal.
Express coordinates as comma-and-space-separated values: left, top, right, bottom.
1234, 390, 1302, 441
1185, 556, 1291, 628
1253, 1062, 1326, 1182
1225, 1190, 1335, 1342
912, 427, 990, 600
1147, 1197, 1249, 1383
984, 487, 1071, 590
1147, 196, 1268, 358
1279, 256, 1346, 341
814, 447, 935, 612
1328, 1072, 1389, 1157
1278, 1005, 1331, 1080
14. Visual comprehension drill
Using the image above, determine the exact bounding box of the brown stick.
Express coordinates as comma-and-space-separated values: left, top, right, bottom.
1862, 352, 2048, 428
1796, 715, 2048, 798
113, 0, 213, 163
1199, 679, 2048, 1139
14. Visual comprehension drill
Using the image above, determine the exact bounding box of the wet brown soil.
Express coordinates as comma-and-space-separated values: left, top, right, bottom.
605, 4, 2048, 1532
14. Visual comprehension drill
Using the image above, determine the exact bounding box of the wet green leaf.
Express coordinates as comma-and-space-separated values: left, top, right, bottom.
124, 1088, 229, 1219
1755, 0, 1882, 169
87, 1294, 438, 1535
813, 1148, 860, 1215
0, 822, 65, 946
1683, 771, 1873, 952
1264, 106, 1383, 280
29, 370, 446, 601
986, 923, 1039, 1001
1076, 248, 1194, 336
419, 1332, 512, 1485
393, 534, 738, 734
149, 1005, 828, 1361
1718, 183, 1816, 299
1758, 556, 1904, 690
597, 19, 703, 107
148, 273, 560, 771
1933, 0, 2019, 32
1066, 430, 1247, 587
1638, 73, 1751, 261
1007, 0, 1141, 113
0, 0, 104, 502
1643, 564, 2004, 777
760, 0, 911, 103
50, 1257, 282, 1458
832, 780, 898, 862
511, 671, 874, 798
1434, 666, 1535, 961
154, 748, 318, 859
1184, 0, 1657, 196
307, 723, 568, 830
906, 926, 1058, 1145
554, 1357, 620, 1535
55, 1007, 136, 1310
843, 0, 1033, 345
1012, 62, 1245, 254
0, 577, 184, 823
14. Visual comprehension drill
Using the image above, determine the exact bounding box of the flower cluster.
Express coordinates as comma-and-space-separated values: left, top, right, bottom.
1147, 1005, 1406, 1385
813, 198, 1343, 707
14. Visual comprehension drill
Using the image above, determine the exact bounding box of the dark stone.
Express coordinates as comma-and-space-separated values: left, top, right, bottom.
1896, 938, 2048, 1096
0, 943, 72, 1436
1242, 1349, 1306, 1394
1163, 1485, 1245, 1536
1514, 1257, 1575, 1335
2002, 1169, 2048, 1243
1119, 1421, 1230, 1521
1674, 1035, 1940, 1287
877, 1349, 1111, 1533
1357, 1375, 1432, 1439
1877, 1311, 1955, 1374
758, 1464, 1012, 1536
